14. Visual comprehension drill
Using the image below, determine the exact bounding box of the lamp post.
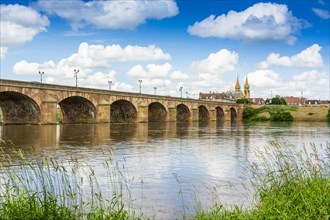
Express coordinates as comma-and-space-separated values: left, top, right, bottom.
74, 69, 79, 87
179, 86, 183, 98
138, 79, 142, 93
186, 91, 188, 98
154, 87, 157, 95
38, 71, 44, 83
108, 80, 112, 90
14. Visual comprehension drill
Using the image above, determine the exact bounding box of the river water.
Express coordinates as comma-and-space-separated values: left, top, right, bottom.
0, 121, 329, 219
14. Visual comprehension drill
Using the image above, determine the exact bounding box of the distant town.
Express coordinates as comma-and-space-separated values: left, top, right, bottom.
199, 76, 330, 107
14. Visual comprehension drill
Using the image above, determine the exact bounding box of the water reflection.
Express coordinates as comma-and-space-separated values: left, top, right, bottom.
0, 121, 329, 219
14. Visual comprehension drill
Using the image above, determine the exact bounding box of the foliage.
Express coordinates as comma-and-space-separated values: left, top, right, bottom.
327, 108, 330, 122
243, 106, 295, 122
196, 141, 330, 219
265, 97, 287, 105
269, 110, 293, 122
242, 106, 256, 120
236, 98, 250, 104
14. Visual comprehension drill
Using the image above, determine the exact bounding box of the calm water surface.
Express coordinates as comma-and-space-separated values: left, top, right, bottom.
0, 121, 329, 218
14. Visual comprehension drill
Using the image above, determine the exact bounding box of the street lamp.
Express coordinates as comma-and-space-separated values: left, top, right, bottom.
179, 86, 183, 98
138, 79, 142, 93
154, 87, 157, 95
38, 71, 44, 83
74, 69, 79, 87
108, 80, 112, 90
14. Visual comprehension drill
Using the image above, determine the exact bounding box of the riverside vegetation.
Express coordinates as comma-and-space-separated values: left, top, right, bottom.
0, 141, 329, 219
243, 105, 330, 122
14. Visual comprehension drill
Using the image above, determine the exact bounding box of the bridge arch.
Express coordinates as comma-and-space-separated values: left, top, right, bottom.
230, 107, 237, 121
59, 96, 96, 124
216, 106, 225, 121
0, 91, 41, 124
148, 102, 167, 122
198, 105, 209, 122
110, 99, 137, 123
176, 104, 190, 122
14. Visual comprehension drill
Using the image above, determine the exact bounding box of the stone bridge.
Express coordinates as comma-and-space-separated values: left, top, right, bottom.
0, 79, 243, 125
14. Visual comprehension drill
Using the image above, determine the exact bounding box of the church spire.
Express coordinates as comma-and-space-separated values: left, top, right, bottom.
235, 75, 241, 91
244, 75, 250, 89
244, 75, 250, 98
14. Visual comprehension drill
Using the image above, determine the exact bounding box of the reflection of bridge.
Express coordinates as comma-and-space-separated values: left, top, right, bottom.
0, 80, 243, 125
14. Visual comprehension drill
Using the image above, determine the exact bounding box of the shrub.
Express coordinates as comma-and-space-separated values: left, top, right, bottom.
242, 106, 256, 120
327, 108, 330, 122
236, 98, 250, 104
269, 110, 293, 122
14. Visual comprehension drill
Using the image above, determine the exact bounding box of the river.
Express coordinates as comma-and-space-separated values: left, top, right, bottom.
0, 121, 329, 219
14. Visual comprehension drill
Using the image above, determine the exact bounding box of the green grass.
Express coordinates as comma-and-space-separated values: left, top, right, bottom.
195, 141, 330, 219
0, 142, 329, 219
0, 147, 142, 220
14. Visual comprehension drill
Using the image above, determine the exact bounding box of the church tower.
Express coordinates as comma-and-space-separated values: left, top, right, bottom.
244, 75, 250, 98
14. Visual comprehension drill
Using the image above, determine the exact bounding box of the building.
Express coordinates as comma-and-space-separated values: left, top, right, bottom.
284, 96, 306, 106
199, 75, 251, 101
305, 100, 330, 107
247, 98, 264, 105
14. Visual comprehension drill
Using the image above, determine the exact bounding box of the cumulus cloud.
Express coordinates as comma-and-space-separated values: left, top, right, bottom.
188, 2, 307, 44
0, 4, 49, 58
312, 8, 330, 19
170, 71, 189, 80
127, 63, 172, 78
191, 49, 238, 75
12, 42, 171, 90
246, 68, 329, 99
258, 44, 323, 68
13, 42, 171, 75
247, 69, 281, 88
36, 0, 178, 30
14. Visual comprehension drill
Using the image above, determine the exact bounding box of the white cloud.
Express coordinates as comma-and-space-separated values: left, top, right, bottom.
312, 8, 330, 19
188, 2, 307, 44
13, 42, 171, 76
75, 42, 171, 63
246, 68, 329, 99
258, 44, 323, 68
191, 49, 238, 75
293, 70, 328, 83
36, 0, 178, 30
127, 63, 172, 78
170, 71, 189, 80
0, 4, 49, 58
13, 60, 41, 75
247, 69, 281, 88
12, 42, 173, 91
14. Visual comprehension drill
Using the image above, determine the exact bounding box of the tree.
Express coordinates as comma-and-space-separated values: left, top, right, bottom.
265, 97, 287, 105
236, 98, 250, 104
270, 110, 293, 122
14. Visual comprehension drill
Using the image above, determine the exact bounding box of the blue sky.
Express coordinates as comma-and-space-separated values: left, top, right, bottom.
1, 0, 329, 99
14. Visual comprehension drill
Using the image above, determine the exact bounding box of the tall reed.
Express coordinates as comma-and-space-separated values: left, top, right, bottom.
0, 146, 142, 220
196, 140, 330, 219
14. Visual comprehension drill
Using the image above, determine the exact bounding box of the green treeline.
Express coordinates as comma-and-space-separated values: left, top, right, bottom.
243, 106, 294, 122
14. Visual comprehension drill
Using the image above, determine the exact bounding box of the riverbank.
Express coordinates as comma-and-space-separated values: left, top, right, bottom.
0, 141, 329, 219
250, 105, 329, 122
